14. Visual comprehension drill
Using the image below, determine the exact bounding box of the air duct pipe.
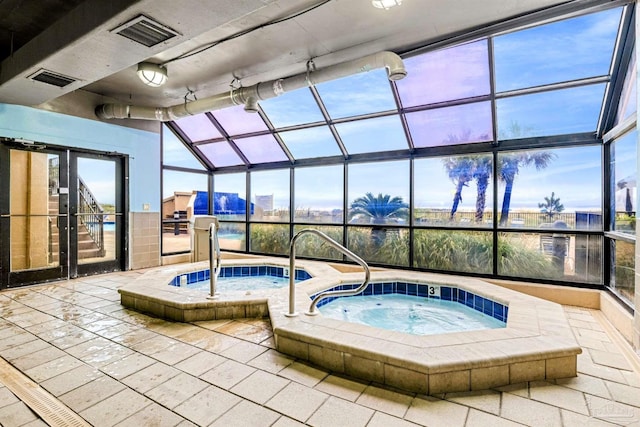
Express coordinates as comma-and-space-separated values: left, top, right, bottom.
95, 51, 406, 121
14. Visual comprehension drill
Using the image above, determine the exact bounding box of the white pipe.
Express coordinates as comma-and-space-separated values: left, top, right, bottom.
95, 51, 406, 121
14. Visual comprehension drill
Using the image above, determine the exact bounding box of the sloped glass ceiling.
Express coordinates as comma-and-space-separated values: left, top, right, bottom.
169, 7, 623, 170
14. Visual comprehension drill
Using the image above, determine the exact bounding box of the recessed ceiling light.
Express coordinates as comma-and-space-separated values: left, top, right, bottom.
372, 0, 402, 10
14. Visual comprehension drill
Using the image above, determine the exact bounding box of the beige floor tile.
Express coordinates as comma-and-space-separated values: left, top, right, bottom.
555, 374, 612, 399
40, 364, 104, 396
230, 369, 290, 404
114, 402, 186, 427
500, 391, 562, 426
307, 395, 375, 427
605, 380, 640, 408
560, 409, 618, 426
101, 352, 156, 379
405, 396, 468, 427
622, 371, 640, 388
216, 320, 273, 344
145, 372, 209, 409
220, 339, 268, 363
465, 408, 525, 427
11, 345, 67, 371
174, 350, 226, 376
266, 382, 329, 423
585, 394, 640, 425
59, 375, 126, 412
578, 359, 628, 384
130, 335, 179, 355
314, 374, 368, 402
149, 341, 201, 365
589, 349, 634, 371
80, 388, 152, 427
0, 401, 40, 426
200, 359, 256, 389
23, 354, 85, 382
173, 385, 242, 426
209, 399, 281, 427
576, 329, 611, 343
147, 321, 198, 338
94, 322, 141, 340
0, 386, 20, 408
247, 348, 295, 373
22, 418, 49, 427
355, 385, 413, 418
366, 412, 422, 427
110, 328, 159, 347
271, 417, 307, 427
528, 381, 589, 415
81, 343, 135, 368
0, 338, 49, 360
278, 361, 329, 387
122, 362, 181, 393
576, 335, 608, 351
445, 389, 501, 415
64, 336, 113, 358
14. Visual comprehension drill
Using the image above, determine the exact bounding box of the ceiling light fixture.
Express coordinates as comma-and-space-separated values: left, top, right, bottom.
371, 0, 402, 9
137, 62, 167, 87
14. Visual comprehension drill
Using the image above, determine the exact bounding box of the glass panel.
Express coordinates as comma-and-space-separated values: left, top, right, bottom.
497, 84, 606, 138
498, 232, 602, 284
212, 104, 269, 136
249, 223, 289, 255
611, 130, 637, 234
414, 230, 493, 274
259, 88, 324, 128
162, 124, 205, 170
233, 134, 288, 164
348, 160, 409, 226
162, 170, 208, 254
406, 101, 493, 148
77, 158, 116, 264
198, 141, 245, 167
414, 154, 493, 227
293, 225, 344, 260
174, 113, 222, 142
347, 226, 409, 267
610, 239, 635, 306
214, 173, 247, 221
336, 115, 409, 154
614, 48, 637, 126
494, 8, 621, 92
295, 165, 344, 224
250, 169, 290, 222
218, 222, 246, 251
397, 40, 490, 107
497, 146, 602, 230
278, 126, 342, 159
315, 69, 397, 118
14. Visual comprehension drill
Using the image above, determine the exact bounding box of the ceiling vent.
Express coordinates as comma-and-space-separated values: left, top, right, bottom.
29, 69, 77, 87
112, 15, 179, 47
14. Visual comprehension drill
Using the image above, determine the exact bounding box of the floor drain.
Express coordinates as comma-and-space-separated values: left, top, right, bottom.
0, 357, 90, 427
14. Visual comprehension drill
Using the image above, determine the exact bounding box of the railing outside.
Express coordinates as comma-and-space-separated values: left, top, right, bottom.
78, 176, 105, 256
287, 229, 370, 316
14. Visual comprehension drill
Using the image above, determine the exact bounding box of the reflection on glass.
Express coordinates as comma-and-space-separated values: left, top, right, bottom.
259, 88, 324, 128
498, 232, 602, 284
406, 102, 493, 148
77, 158, 116, 264
250, 223, 289, 255
614, 49, 637, 126
278, 126, 342, 159
347, 226, 409, 267
212, 104, 269, 135
397, 40, 490, 107
413, 230, 492, 274
214, 173, 247, 221
348, 161, 409, 226
611, 130, 637, 234
414, 155, 493, 227
611, 240, 635, 305
163, 125, 205, 170
497, 146, 601, 230
233, 134, 288, 164
218, 222, 246, 251
316, 69, 397, 118
162, 170, 208, 254
293, 225, 343, 260
250, 169, 290, 222
174, 113, 222, 142
295, 165, 344, 224
494, 8, 620, 92
336, 115, 409, 154
497, 84, 606, 138
198, 141, 244, 167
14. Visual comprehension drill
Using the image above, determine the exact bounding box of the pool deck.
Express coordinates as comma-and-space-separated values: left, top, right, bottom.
118, 257, 582, 395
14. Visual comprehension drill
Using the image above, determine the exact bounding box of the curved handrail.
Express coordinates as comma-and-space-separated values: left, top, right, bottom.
286, 229, 370, 317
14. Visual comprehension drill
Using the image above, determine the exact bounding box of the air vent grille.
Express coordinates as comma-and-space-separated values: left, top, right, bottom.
29, 70, 77, 87
113, 15, 179, 47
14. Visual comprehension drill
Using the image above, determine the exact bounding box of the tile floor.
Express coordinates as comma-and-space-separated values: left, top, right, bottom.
0, 270, 639, 426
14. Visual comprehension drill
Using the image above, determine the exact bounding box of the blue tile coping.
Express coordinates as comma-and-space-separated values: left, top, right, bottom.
312, 282, 508, 323
169, 265, 312, 287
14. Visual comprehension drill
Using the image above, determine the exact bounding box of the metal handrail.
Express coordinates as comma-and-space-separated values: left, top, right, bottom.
207, 219, 221, 299
286, 229, 370, 317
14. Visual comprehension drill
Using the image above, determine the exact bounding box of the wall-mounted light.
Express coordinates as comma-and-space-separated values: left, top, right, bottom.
137, 62, 167, 87
371, 0, 402, 9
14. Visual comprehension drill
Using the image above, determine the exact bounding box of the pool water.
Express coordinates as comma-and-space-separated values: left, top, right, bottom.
186, 275, 292, 292
319, 294, 506, 335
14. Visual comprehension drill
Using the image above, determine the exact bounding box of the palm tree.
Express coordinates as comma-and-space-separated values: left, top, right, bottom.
442, 156, 474, 220
472, 156, 492, 223
350, 193, 408, 244
538, 192, 564, 220
498, 151, 555, 226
